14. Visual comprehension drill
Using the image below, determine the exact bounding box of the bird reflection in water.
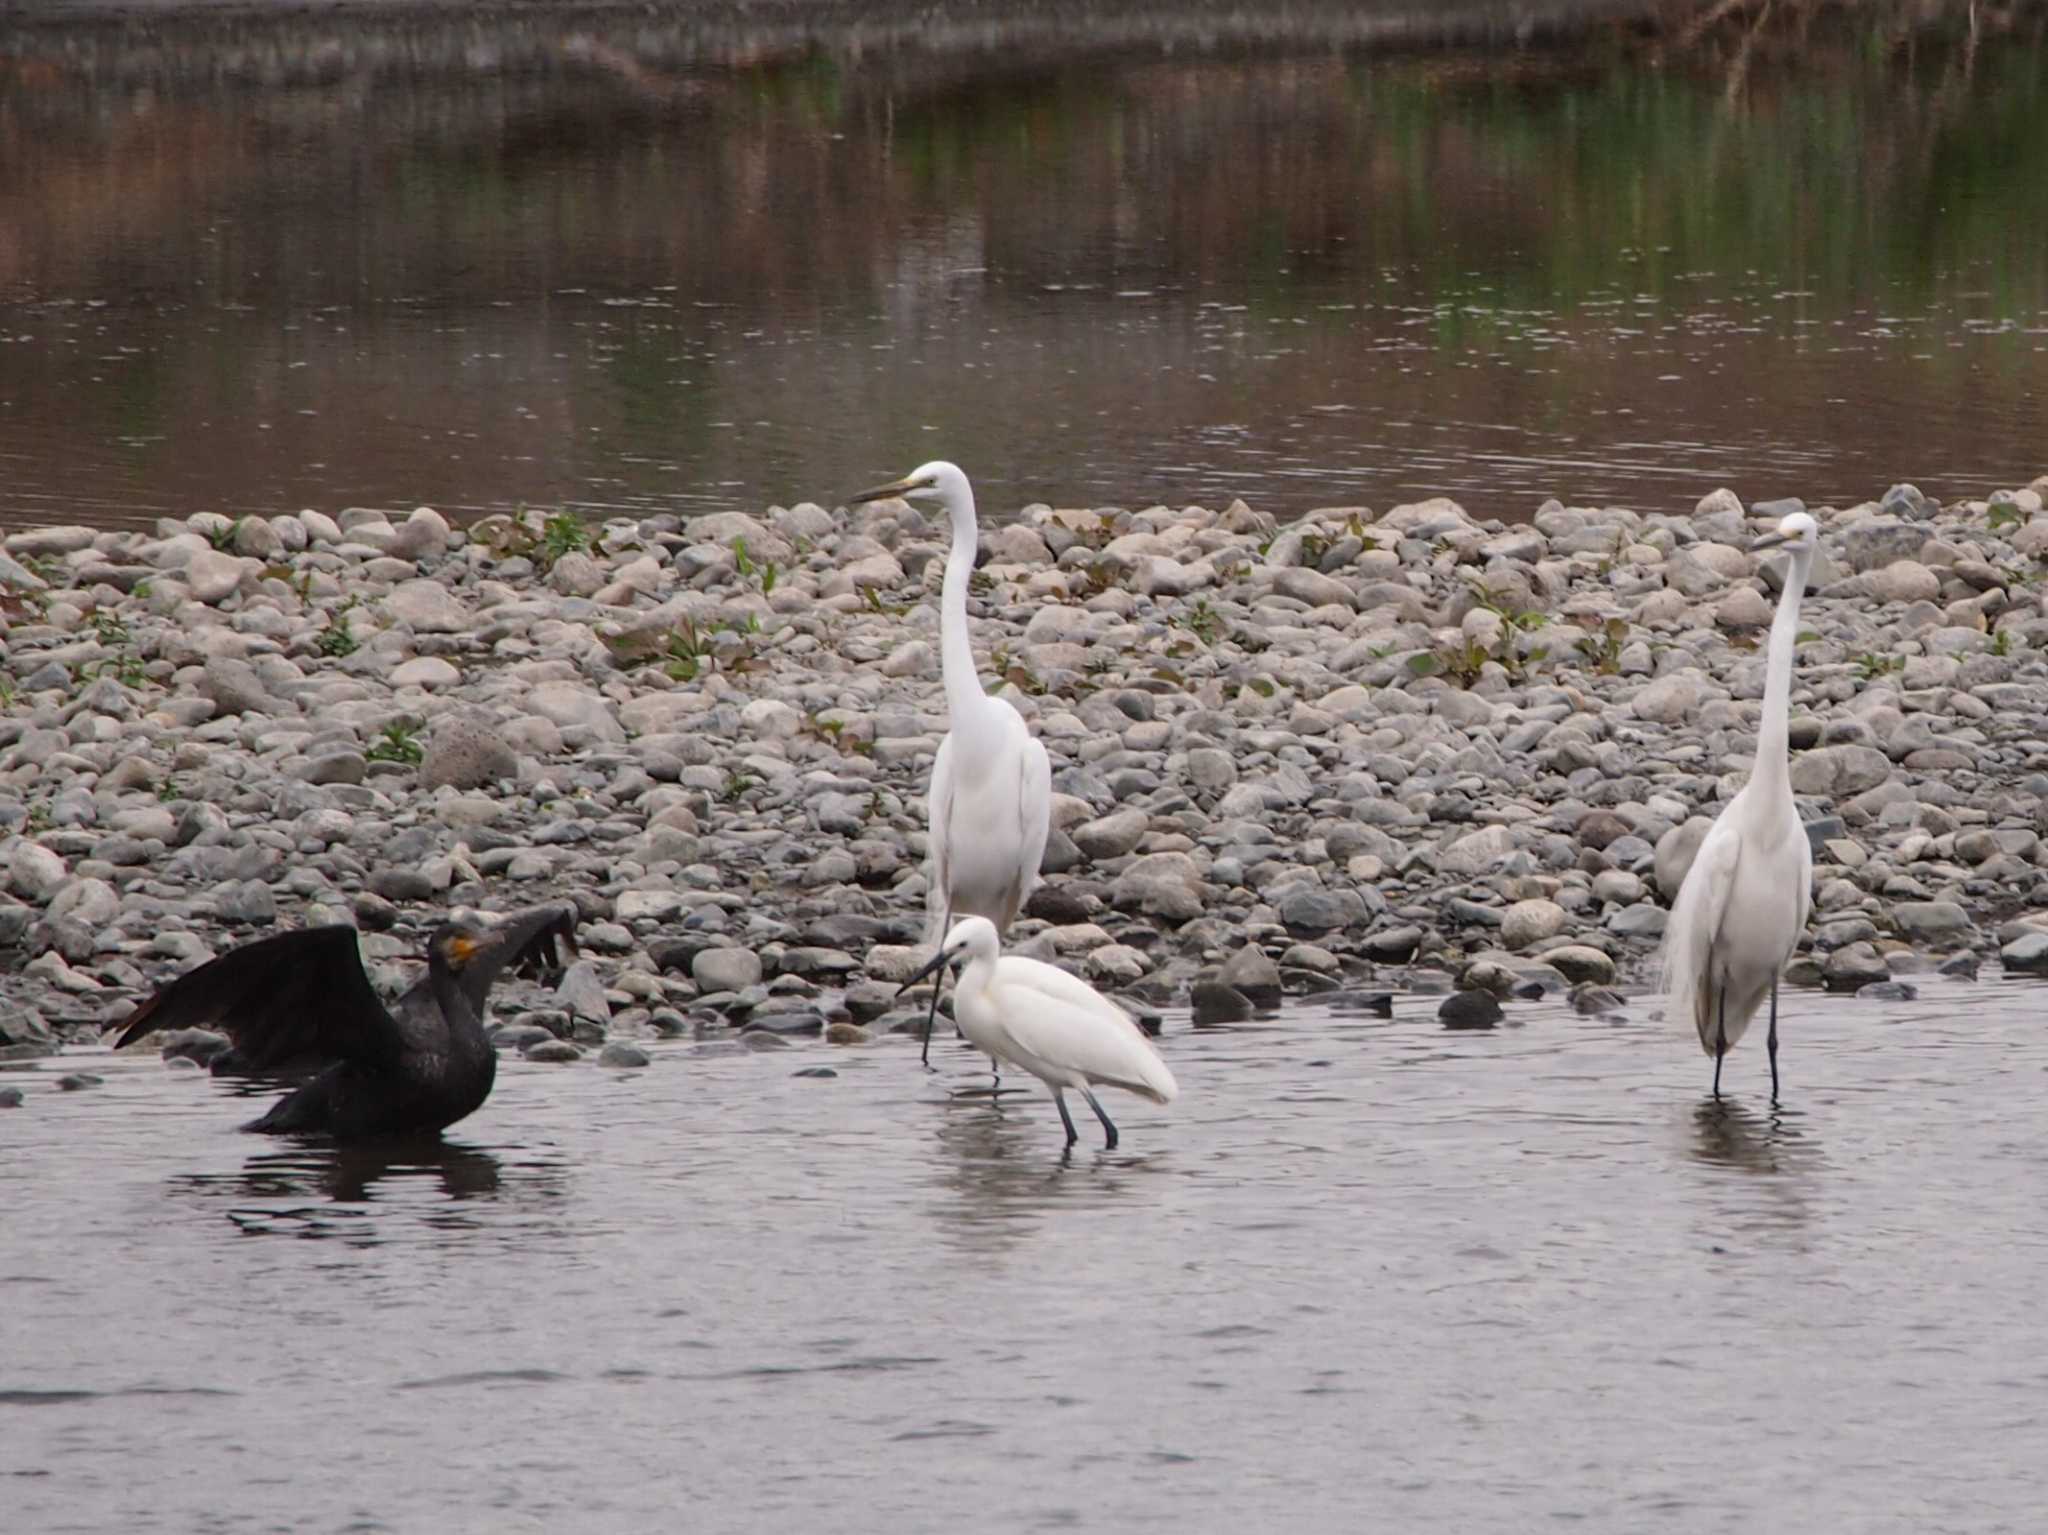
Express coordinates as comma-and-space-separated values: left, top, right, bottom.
165, 1137, 567, 1242
924, 1100, 1166, 1261
1686, 1097, 1823, 1240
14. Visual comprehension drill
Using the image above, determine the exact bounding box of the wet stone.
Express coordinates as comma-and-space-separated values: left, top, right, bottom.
1439, 990, 1503, 1030
596, 1042, 652, 1069
522, 1038, 583, 1063
1190, 979, 1253, 1025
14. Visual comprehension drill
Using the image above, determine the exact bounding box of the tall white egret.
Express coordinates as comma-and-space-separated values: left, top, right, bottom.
900, 917, 1178, 1149
846, 462, 1053, 1074
1661, 509, 1820, 1101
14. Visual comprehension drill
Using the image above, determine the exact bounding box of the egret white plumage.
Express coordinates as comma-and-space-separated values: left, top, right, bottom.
900, 917, 1178, 1149
1661, 509, 1821, 1101
846, 462, 1052, 1074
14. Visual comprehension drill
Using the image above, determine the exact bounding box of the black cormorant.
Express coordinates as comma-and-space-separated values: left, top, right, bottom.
112, 903, 577, 1139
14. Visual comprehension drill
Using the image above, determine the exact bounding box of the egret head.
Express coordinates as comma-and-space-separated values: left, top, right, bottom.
845, 460, 969, 510
896, 915, 1000, 994
1749, 510, 1820, 555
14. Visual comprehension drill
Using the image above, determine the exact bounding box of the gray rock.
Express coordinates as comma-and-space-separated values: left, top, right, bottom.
1110, 852, 1205, 921
1191, 979, 1253, 1025
692, 946, 764, 992
1277, 886, 1369, 934
1439, 991, 1503, 1029
1868, 560, 1940, 605
185, 548, 248, 604
1789, 745, 1891, 798
597, 1042, 652, 1069
522, 1038, 583, 1063
1362, 924, 1422, 962
1219, 944, 1283, 1004
1840, 518, 1931, 572
1072, 808, 1148, 861
555, 960, 612, 1023
384, 577, 469, 632
1894, 900, 1971, 938
1822, 942, 1889, 991
420, 716, 520, 790
1440, 824, 1515, 877
1500, 899, 1566, 949
1655, 817, 1713, 901
202, 655, 283, 716
1998, 932, 2048, 973
0, 1086, 23, 1108
1856, 980, 1918, 1001
215, 880, 277, 924
1544, 945, 1617, 984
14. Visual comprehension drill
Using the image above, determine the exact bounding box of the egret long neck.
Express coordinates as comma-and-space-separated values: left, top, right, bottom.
1753, 549, 1812, 802
939, 488, 989, 725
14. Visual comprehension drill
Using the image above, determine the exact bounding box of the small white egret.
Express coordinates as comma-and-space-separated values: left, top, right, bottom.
1661, 509, 1821, 1101
846, 462, 1053, 1074
900, 917, 1178, 1150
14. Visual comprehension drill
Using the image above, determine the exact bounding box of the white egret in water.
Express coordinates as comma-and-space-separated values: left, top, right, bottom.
1662, 509, 1821, 1101
846, 462, 1052, 1075
901, 918, 1178, 1150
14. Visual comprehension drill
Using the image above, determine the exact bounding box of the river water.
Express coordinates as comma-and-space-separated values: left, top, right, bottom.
6, 980, 2047, 1531
1, 11, 2044, 530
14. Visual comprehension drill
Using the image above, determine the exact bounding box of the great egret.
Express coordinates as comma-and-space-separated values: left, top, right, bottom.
846, 461, 1053, 1074
900, 917, 1178, 1149
112, 904, 577, 1137
1661, 509, 1820, 1101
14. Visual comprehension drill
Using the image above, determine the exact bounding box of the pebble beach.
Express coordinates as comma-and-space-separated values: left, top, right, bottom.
5, 472, 2048, 1068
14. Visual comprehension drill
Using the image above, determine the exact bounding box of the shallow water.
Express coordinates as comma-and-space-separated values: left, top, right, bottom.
6, 979, 2048, 1531
1, 18, 2045, 530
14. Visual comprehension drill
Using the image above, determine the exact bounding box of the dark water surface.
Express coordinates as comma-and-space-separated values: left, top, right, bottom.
6, 982, 2048, 1531
1, 13, 2044, 531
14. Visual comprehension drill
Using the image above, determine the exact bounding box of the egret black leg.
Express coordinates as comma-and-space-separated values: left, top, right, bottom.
1082, 1089, 1120, 1151
1055, 1091, 1079, 1148
1767, 977, 1780, 1104
1712, 986, 1727, 1100
918, 975, 944, 1070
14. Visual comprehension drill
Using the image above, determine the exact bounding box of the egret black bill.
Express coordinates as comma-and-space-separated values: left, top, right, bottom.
896, 948, 956, 998
846, 474, 934, 506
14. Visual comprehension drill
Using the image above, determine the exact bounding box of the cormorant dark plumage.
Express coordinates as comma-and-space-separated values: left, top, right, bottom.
112, 902, 577, 1140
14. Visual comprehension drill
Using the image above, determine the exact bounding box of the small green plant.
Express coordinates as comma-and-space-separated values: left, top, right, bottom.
1478, 599, 1550, 635
90, 609, 131, 647
317, 597, 360, 658
366, 719, 424, 765
968, 569, 997, 598
1856, 651, 1904, 680
131, 579, 151, 601
1168, 597, 1223, 646
0, 675, 18, 709
985, 647, 1044, 696
721, 769, 756, 803
1298, 530, 1331, 568
205, 519, 241, 552
1572, 617, 1631, 675
734, 537, 780, 594
1990, 627, 2015, 657
24, 801, 52, 833
539, 513, 589, 571
156, 776, 183, 803
862, 586, 907, 618
1987, 502, 2026, 534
